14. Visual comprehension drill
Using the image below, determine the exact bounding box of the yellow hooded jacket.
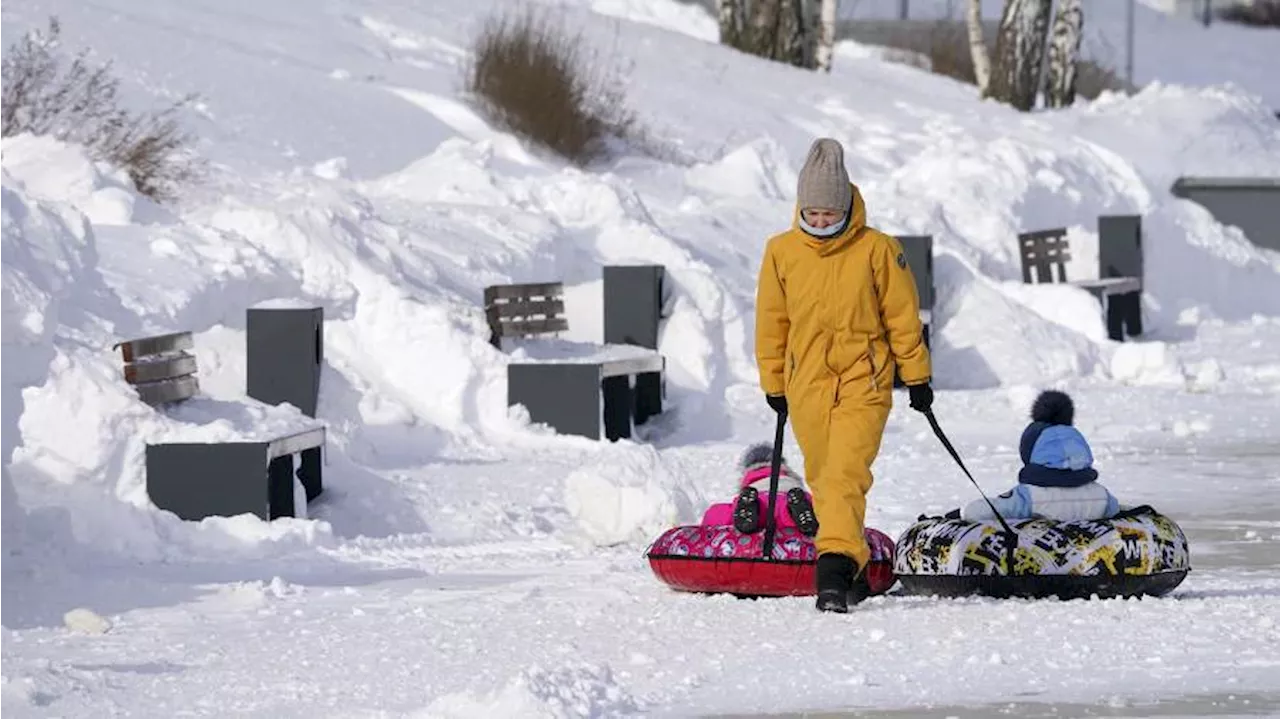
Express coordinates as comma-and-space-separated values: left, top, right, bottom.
756, 183, 930, 405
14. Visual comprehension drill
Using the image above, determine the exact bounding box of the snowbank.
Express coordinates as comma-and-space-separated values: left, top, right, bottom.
563, 445, 697, 547
2, 0, 1278, 567
841, 0, 1280, 108
418, 663, 643, 718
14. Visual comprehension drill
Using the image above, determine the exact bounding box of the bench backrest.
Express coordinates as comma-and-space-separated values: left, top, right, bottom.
1018, 228, 1071, 284
1098, 214, 1144, 281
115, 330, 200, 405
897, 235, 934, 311
484, 282, 568, 348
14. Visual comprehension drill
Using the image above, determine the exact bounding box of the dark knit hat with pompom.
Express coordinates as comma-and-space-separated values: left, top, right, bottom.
1018, 389, 1097, 487
740, 442, 780, 469
1019, 390, 1074, 464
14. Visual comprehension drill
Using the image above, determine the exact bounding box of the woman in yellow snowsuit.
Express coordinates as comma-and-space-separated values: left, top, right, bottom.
755, 137, 933, 613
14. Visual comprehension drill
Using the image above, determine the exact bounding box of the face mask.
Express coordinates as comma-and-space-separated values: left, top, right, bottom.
799, 211, 848, 239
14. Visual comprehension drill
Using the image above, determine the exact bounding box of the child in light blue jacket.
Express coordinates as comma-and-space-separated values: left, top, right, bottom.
960, 390, 1121, 522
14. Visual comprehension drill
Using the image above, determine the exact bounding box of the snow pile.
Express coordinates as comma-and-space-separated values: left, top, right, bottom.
1109, 341, 1188, 386
0, 137, 174, 227
1, 0, 1278, 568
929, 256, 1104, 388
61, 608, 113, 635
1, 135, 338, 560
563, 444, 698, 546
588, 0, 718, 42
418, 663, 643, 719
3, 139, 128, 553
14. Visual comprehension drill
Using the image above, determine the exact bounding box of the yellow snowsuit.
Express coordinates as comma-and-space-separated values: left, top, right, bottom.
755, 183, 931, 568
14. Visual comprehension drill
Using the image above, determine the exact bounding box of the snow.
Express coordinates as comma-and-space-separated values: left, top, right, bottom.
841, 0, 1280, 109
60, 609, 112, 636
563, 444, 697, 547
2, 0, 1280, 715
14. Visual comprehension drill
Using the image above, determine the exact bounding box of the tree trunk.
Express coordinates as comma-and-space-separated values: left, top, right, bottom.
986, 0, 1052, 111
717, 0, 747, 49
747, 0, 782, 57
773, 0, 803, 67
816, 0, 838, 72
966, 0, 991, 92
1044, 0, 1083, 108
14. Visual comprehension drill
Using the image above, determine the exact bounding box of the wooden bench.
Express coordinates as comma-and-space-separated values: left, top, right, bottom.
894, 234, 936, 388
485, 278, 665, 442
1018, 219, 1144, 341
134, 312, 327, 522
115, 331, 201, 405
146, 425, 325, 521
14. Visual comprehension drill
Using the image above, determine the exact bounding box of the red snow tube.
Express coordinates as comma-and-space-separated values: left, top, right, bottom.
646, 525, 897, 598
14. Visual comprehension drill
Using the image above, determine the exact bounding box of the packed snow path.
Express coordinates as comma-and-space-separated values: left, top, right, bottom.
6, 337, 1280, 717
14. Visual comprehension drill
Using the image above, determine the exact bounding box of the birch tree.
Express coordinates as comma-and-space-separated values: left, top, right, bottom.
1044, 0, 1083, 108
717, 0, 747, 50
966, 0, 991, 92
778, 0, 812, 68
718, 0, 822, 71
747, 0, 781, 57
816, 0, 839, 72
985, 0, 1053, 111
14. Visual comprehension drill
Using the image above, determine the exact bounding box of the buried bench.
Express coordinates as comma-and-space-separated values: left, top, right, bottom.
1170, 176, 1280, 253
485, 278, 666, 442
139, 306, 329, 522
114, 331, 202, 405
146, 425, 325, 522
1017, 215, 1144, 341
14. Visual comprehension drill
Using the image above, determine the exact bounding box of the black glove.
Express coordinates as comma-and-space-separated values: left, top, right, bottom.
766, 394, 787, 414
907, 382, 933, 413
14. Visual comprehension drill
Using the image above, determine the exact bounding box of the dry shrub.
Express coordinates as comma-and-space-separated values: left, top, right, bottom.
1217, 0, 1280, 27
1074, 59, 1130, 100
465, 7, 636, 166
1, 17, 202, 202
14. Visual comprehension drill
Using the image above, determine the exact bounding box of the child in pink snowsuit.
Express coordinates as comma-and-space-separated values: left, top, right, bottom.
699, 443, 819, 536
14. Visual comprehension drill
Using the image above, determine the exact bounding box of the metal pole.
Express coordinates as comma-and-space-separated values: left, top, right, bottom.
900, 0, 909, 20
1125, 0, 1135, 89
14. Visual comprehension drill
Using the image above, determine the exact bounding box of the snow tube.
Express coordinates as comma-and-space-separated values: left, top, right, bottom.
892, 506, 1190, 600
646, 525, 897, 598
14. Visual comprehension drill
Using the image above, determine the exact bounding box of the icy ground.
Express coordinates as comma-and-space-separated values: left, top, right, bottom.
4, 320, 1279, 718
3, 0, 1280, 715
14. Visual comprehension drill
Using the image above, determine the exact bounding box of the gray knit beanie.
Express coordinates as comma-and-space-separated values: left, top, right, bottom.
797, 138, 851, 214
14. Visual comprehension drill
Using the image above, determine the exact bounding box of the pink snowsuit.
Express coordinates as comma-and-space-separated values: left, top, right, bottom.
699, 464, 812, 530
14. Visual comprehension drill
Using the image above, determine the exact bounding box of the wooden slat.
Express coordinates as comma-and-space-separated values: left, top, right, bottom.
484, 282, 564, 303
115, 331, 194, 363
135, 376, 200, 405
499, 317, 570, 336
124, 354, 198, 384
1020, 228, 1068, 241
488, 299, 565, 319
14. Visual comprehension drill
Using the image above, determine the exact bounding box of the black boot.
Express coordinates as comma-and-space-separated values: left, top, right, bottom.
733, 487, 761, 534
847, 563, 872, 607
815, 553, 856, 613
786, 488, 819, 537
